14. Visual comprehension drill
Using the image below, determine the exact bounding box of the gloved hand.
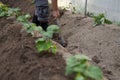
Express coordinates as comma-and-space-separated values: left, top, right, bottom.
53, 9, 60, 19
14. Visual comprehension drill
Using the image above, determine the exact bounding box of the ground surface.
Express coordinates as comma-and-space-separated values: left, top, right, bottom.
0, 0, 72, 80
59, 13, 120, 80
0, 18, 73, 80
0, 0, 120, 80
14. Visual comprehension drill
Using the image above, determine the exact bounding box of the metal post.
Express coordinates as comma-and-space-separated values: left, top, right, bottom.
84, 0, 88, 16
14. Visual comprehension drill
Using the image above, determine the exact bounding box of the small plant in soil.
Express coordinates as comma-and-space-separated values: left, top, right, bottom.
7, 8, 20, 17
93, 13, 112, 26
0, 1, 59, 55
35, 25, 59, 54
0, 2, 20, 17
0, 2, 8, 17
65, 54, 103, 80
17, 14, 36, 34
17, 14, 31, 23
17, 14, 59, 54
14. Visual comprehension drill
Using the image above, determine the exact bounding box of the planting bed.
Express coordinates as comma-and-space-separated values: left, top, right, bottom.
59, 14, 120, 80
0, 17, 73, 80
0, 0, 120, 80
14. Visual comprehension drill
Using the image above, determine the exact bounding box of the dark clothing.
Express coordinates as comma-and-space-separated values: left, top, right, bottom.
32, 14, 48, 31
35, 0, 48, 7
34, 0, 49, 21
32, 0, 49, 31
35, 6, 49, 21
32, 14, 40, 26
33, 0, 67, 47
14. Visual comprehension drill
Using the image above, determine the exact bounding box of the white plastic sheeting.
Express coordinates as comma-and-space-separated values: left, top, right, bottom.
58, 0, 120, 22
58, 0, 70, 7
58, 0, 85, 14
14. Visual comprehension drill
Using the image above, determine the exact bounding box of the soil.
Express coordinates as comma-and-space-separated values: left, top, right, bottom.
0, 0, 120, 80
0, 0, 72, 80
1, 0, 35, 15
0, 17, 73, 80
59, 13, 120, 80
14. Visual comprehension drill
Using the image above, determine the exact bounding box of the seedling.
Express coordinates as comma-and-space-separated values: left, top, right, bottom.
17, 14, 36, 34
0, 2, 58, 54
0, 2, 20, 17
65, 55, 103, 80
7, 8, 20, 17
35, 38, 57, 54
17, 14, 59, 54
0, 2, 8, 17
93, 13, 112, 26
35, 25, 59, 54
0, 1, 59, 54
17, 14, 31, 23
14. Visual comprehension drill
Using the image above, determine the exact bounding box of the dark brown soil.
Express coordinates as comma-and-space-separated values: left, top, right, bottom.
59, 13, 120, 80
1, 0, 35, 15
1, 0, 120, 80
0, 17, 72, 80
0, 0, 72, 80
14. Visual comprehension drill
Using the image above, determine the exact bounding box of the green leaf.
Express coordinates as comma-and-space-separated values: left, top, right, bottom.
65, 55, 90, 75
105, 19, 112, 24
0, 12, 7, 17
8, 8, 20, 16
65, 66, 73, 75
47, 25, 59, 32
35, 38, 45, 43
51, 45, 57, 54
93, 13, 112, 26
46, 40, 52, 49
0, 3, 8, 11
75, 73, 86, 80
65, 57, 76, 75
26, 23, 36, 33
0, 3, 8, 17
65, 54, 103, 80
74, 55, 91, 61
73, 64, 88, 73
100, 17, 105, 25
36, 40, 52, 52
17, 15, 25, 22
34, 26, 43, 33
25, 14, 31, 19
66, 55, 90, 76
66, 56, 77, 67
0, 2, 20, 17
36, 42, 49, 52
36, 44, 45, 52
23, 23, 30, 28
42, 32, 53, 39
17, 14, 31, 22
85, 65, 103, 80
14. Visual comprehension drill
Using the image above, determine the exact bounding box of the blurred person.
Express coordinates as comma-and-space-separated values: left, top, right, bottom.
32, 0, 67, 47
32, 0, 60, 31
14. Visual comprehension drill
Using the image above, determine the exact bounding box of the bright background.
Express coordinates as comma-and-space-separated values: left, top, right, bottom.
56, 0, 120, 22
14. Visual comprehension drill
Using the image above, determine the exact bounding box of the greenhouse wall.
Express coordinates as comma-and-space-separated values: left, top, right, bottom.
57, 0, 120, 22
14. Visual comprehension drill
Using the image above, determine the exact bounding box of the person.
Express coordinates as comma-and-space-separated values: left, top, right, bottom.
32, 0, 60, 31
32, 0, 67, 47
